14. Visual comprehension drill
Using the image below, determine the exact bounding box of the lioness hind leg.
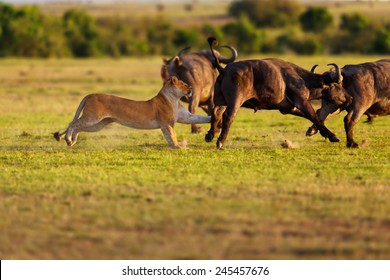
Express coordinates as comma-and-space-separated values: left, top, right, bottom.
161, 125, 180, 149
64, 119, 84, 146
69, 118, 114, 146
65, 127, 76, 146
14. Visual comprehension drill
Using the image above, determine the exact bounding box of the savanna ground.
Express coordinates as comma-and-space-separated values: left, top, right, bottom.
35, 1, 390, 26
0, 54, 389, 260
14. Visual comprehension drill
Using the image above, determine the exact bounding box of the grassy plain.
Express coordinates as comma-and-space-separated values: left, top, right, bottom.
0, 55, 389, 259
34, 1, 390, 27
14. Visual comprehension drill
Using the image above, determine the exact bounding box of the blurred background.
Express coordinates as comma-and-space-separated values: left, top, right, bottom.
0, 0, 389, 58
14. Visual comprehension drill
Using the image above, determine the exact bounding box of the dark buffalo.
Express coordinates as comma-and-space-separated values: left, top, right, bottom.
205, 37, 341, 149
161, 45, 238, 133
307, 59, 390, 148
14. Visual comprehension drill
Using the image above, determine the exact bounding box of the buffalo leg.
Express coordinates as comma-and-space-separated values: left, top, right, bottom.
306, 108, 322, 136
344, 110, 364, 148
216, 104, 240, 149
291, 96, 339, 142
363, 113, 374, 124
307, 117, 339, 142
205, 106, 225, 142
306, 125, 318, 136
279, 105, 320, 136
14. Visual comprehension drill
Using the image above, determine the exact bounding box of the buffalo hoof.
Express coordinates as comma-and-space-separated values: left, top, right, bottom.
364, 115, 374, 124
306, 126, 318, 137
205, 132, 214, 142
347, 141, 359, 148
328, 134, 340, 142
216, 140, 223, 149
53, 132, 61, 141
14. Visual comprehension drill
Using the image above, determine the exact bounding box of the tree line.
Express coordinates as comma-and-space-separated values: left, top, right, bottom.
0, 1, 389, 58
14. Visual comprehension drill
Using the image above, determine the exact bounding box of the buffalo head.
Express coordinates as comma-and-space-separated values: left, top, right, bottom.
319, 63, 352, 115
161, 52, 189, 82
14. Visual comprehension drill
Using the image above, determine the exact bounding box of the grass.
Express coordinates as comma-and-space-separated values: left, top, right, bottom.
36, 1, 233, 26
34, 1, 390, 27
0, 55, 389, 259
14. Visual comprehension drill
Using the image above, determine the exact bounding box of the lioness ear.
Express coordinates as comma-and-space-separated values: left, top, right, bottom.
171, 76, 178, 85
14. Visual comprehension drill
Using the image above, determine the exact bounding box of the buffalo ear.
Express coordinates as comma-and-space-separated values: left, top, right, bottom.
171, 76, 178, 85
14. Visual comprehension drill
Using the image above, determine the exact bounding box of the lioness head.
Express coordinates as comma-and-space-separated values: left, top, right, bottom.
166, 76, 192, 98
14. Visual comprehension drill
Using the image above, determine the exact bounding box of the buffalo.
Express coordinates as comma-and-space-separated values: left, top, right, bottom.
205, 37, 341, 149
161, 45, 238, 133
306, 59, 390, 148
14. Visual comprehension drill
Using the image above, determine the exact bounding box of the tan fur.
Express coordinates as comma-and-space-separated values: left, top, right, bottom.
54, 76, 211, 149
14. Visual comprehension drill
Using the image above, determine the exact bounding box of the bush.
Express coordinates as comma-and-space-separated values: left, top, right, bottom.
63, 9, 101, 57
0, 4, 69, 57
330, 13, 376, 53
229, 0, 303, 28
0, 3, 17, 56
173, 28, 200, 49
300, 7, 333, 32
0, 2, 388, 57
276, 32, 324, 55
222, 15, 263, 54
146, 17, 175, 55
200, 24, 224, 49
96, 17, 150, 57
340, 13, 369, 33
371, 29, 390, 54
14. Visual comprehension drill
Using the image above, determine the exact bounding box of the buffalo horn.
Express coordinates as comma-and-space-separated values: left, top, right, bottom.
218, 45, 238, 64
327, 63, 342, 83
310, 64, 319, 73
178, 46, 191, 57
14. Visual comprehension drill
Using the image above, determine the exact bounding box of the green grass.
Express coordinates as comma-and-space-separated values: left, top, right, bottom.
0, 56, 389, 259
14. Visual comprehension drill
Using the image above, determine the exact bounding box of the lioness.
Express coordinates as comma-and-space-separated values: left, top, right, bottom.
54, 76, 211, 148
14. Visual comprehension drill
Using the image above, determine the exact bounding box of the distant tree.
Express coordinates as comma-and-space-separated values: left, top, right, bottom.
330, 13, 375, 53
0, 3, 66, 57
173, 28, 199, 48
201, 24, 224, 44
340, 13, 369, 33
276, 31, 323, 55
10, 6, 45, 56
97, 17, 139, 57
222, 15, 263, 53
300, 7, 333, 32
146, 17, 175, 55
0, 3, 17, 56
330, 28, 376, 54
371, 29, 390, 54
63, 9, 101, 57
229, 0, 303, 28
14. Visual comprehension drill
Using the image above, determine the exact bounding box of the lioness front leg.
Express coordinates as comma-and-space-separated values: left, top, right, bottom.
177, 105, 211, 124
161, 125, 180, 149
